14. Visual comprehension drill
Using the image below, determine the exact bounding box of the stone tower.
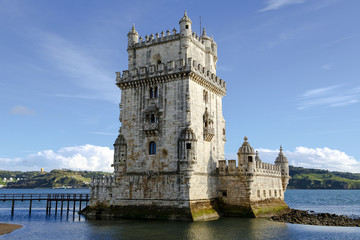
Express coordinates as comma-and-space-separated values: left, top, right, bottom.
85, 12, 290, 221
95, 12, 226, 221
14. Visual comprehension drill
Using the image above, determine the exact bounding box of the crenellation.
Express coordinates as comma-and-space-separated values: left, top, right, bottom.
117, 58, 226, 94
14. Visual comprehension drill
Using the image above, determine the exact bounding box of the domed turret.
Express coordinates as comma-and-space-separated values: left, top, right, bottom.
202, 27, 211, 48
178, 127, 197, 163
275, 146, 290, 191
113, 133, 127, 176
238, 136, 255, 154
179, 127, 197, 142
127, 24, 139, 47
255, 151, 262, 162
237, 136, 256, 169
275, 146, 288, 164
179, 11, 192, 36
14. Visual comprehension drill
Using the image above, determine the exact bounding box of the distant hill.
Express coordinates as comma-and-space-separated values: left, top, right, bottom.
0, 169, 111, 189
1, 167, 360, 189
289, 166, 360, 189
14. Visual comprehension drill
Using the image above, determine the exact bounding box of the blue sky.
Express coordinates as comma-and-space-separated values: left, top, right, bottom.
1, 0, 359, 172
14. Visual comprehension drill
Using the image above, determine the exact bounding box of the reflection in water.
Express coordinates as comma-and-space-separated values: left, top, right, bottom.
185, 218, 289, 240
2, 189, 360, 239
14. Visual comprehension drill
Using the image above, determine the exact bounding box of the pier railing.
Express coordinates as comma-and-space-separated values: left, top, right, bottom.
0, 193, 89, 216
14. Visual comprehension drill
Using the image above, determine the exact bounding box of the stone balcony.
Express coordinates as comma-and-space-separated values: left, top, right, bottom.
144, 123, 159, 136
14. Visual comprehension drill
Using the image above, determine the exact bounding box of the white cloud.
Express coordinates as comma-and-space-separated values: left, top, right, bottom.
0, 145, 113, 172
256, 147, 360, 173
297, 85, 360, 109
10, 105, 35, 115
301, 85, 340, 97
325, 33, 360, 47
259, 0, 305, 12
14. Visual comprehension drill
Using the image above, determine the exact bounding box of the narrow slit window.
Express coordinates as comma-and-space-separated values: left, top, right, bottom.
150, 114, 155, 123
150, 87, 153, 98
154, 87, 158, 98
149, 141, 156, 155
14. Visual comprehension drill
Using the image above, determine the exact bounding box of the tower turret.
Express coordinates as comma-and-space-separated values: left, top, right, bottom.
127, 24, 139, 47
238, 136, 256, 195
202, 28, 211, 48
275, 146, 290, 191
179, 11, 192, 36
237, 136, 256, 168
112, 131, 127, 177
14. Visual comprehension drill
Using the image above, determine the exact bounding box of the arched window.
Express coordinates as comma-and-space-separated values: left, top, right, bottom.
149, 141, 156, 155
154, 87, 158, 98
150, 114, 155, 123
149, 87, 153, 98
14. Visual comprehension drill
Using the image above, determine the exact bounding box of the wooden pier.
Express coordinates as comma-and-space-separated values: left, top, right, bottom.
0, 193, 89, 216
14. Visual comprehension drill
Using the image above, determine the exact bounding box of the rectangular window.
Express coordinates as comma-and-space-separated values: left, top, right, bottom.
269, 190, 272, 197
220, 190, 227, 197
263, 190, 266, 198
150, 114, 155, 123
257, 190, 260, 198
274, 190, 277, 197
186, 143, 191, 149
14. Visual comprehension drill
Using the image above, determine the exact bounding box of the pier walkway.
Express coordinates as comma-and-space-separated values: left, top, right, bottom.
0, 193, 89, 216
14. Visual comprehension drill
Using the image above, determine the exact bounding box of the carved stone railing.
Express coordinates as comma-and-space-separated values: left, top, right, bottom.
143, 123, 159, 136
90, 175, 116, 187
218, 160, 282, 177
116, 58, 226, 95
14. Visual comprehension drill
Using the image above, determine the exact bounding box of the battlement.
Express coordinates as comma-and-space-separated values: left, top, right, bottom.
129, 29, 216, 54
91, 176, 116, 187
116, 58, 226, 94
218, 160, 281, 177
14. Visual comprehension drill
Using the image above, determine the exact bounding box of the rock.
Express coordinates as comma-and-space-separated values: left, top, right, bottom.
268, 209, 360, 227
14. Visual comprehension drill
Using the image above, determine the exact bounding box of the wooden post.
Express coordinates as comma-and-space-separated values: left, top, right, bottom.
61, 194, 64, 216
55, 199, 58, 216
86, 194, 89, 207
11, 199, 15, 216
79, 194, 82, 212
49, 199, 52, 215
46, 199, 49, 215
67, 196, 70, 216
29, 199, 32, 215
73, 198, 76, 215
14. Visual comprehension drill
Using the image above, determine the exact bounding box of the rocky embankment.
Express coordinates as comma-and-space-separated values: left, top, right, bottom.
268, 209, 360, 227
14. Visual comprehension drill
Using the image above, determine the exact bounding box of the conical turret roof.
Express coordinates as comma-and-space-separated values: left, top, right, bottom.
238, 136, 255, 154
127, 24, 139, 36
275, 146, 288, 163
179, 11, 192, 24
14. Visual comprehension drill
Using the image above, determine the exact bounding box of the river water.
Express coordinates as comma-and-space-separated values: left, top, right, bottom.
1, 189, 360, 239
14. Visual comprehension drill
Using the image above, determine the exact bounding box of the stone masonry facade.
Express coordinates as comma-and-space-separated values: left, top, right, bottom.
84, 12, 290, 221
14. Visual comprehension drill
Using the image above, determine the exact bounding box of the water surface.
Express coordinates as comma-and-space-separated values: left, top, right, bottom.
1, 189, 360, 239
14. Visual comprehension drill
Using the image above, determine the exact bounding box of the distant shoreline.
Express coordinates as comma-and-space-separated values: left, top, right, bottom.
0, 223, 22, 236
